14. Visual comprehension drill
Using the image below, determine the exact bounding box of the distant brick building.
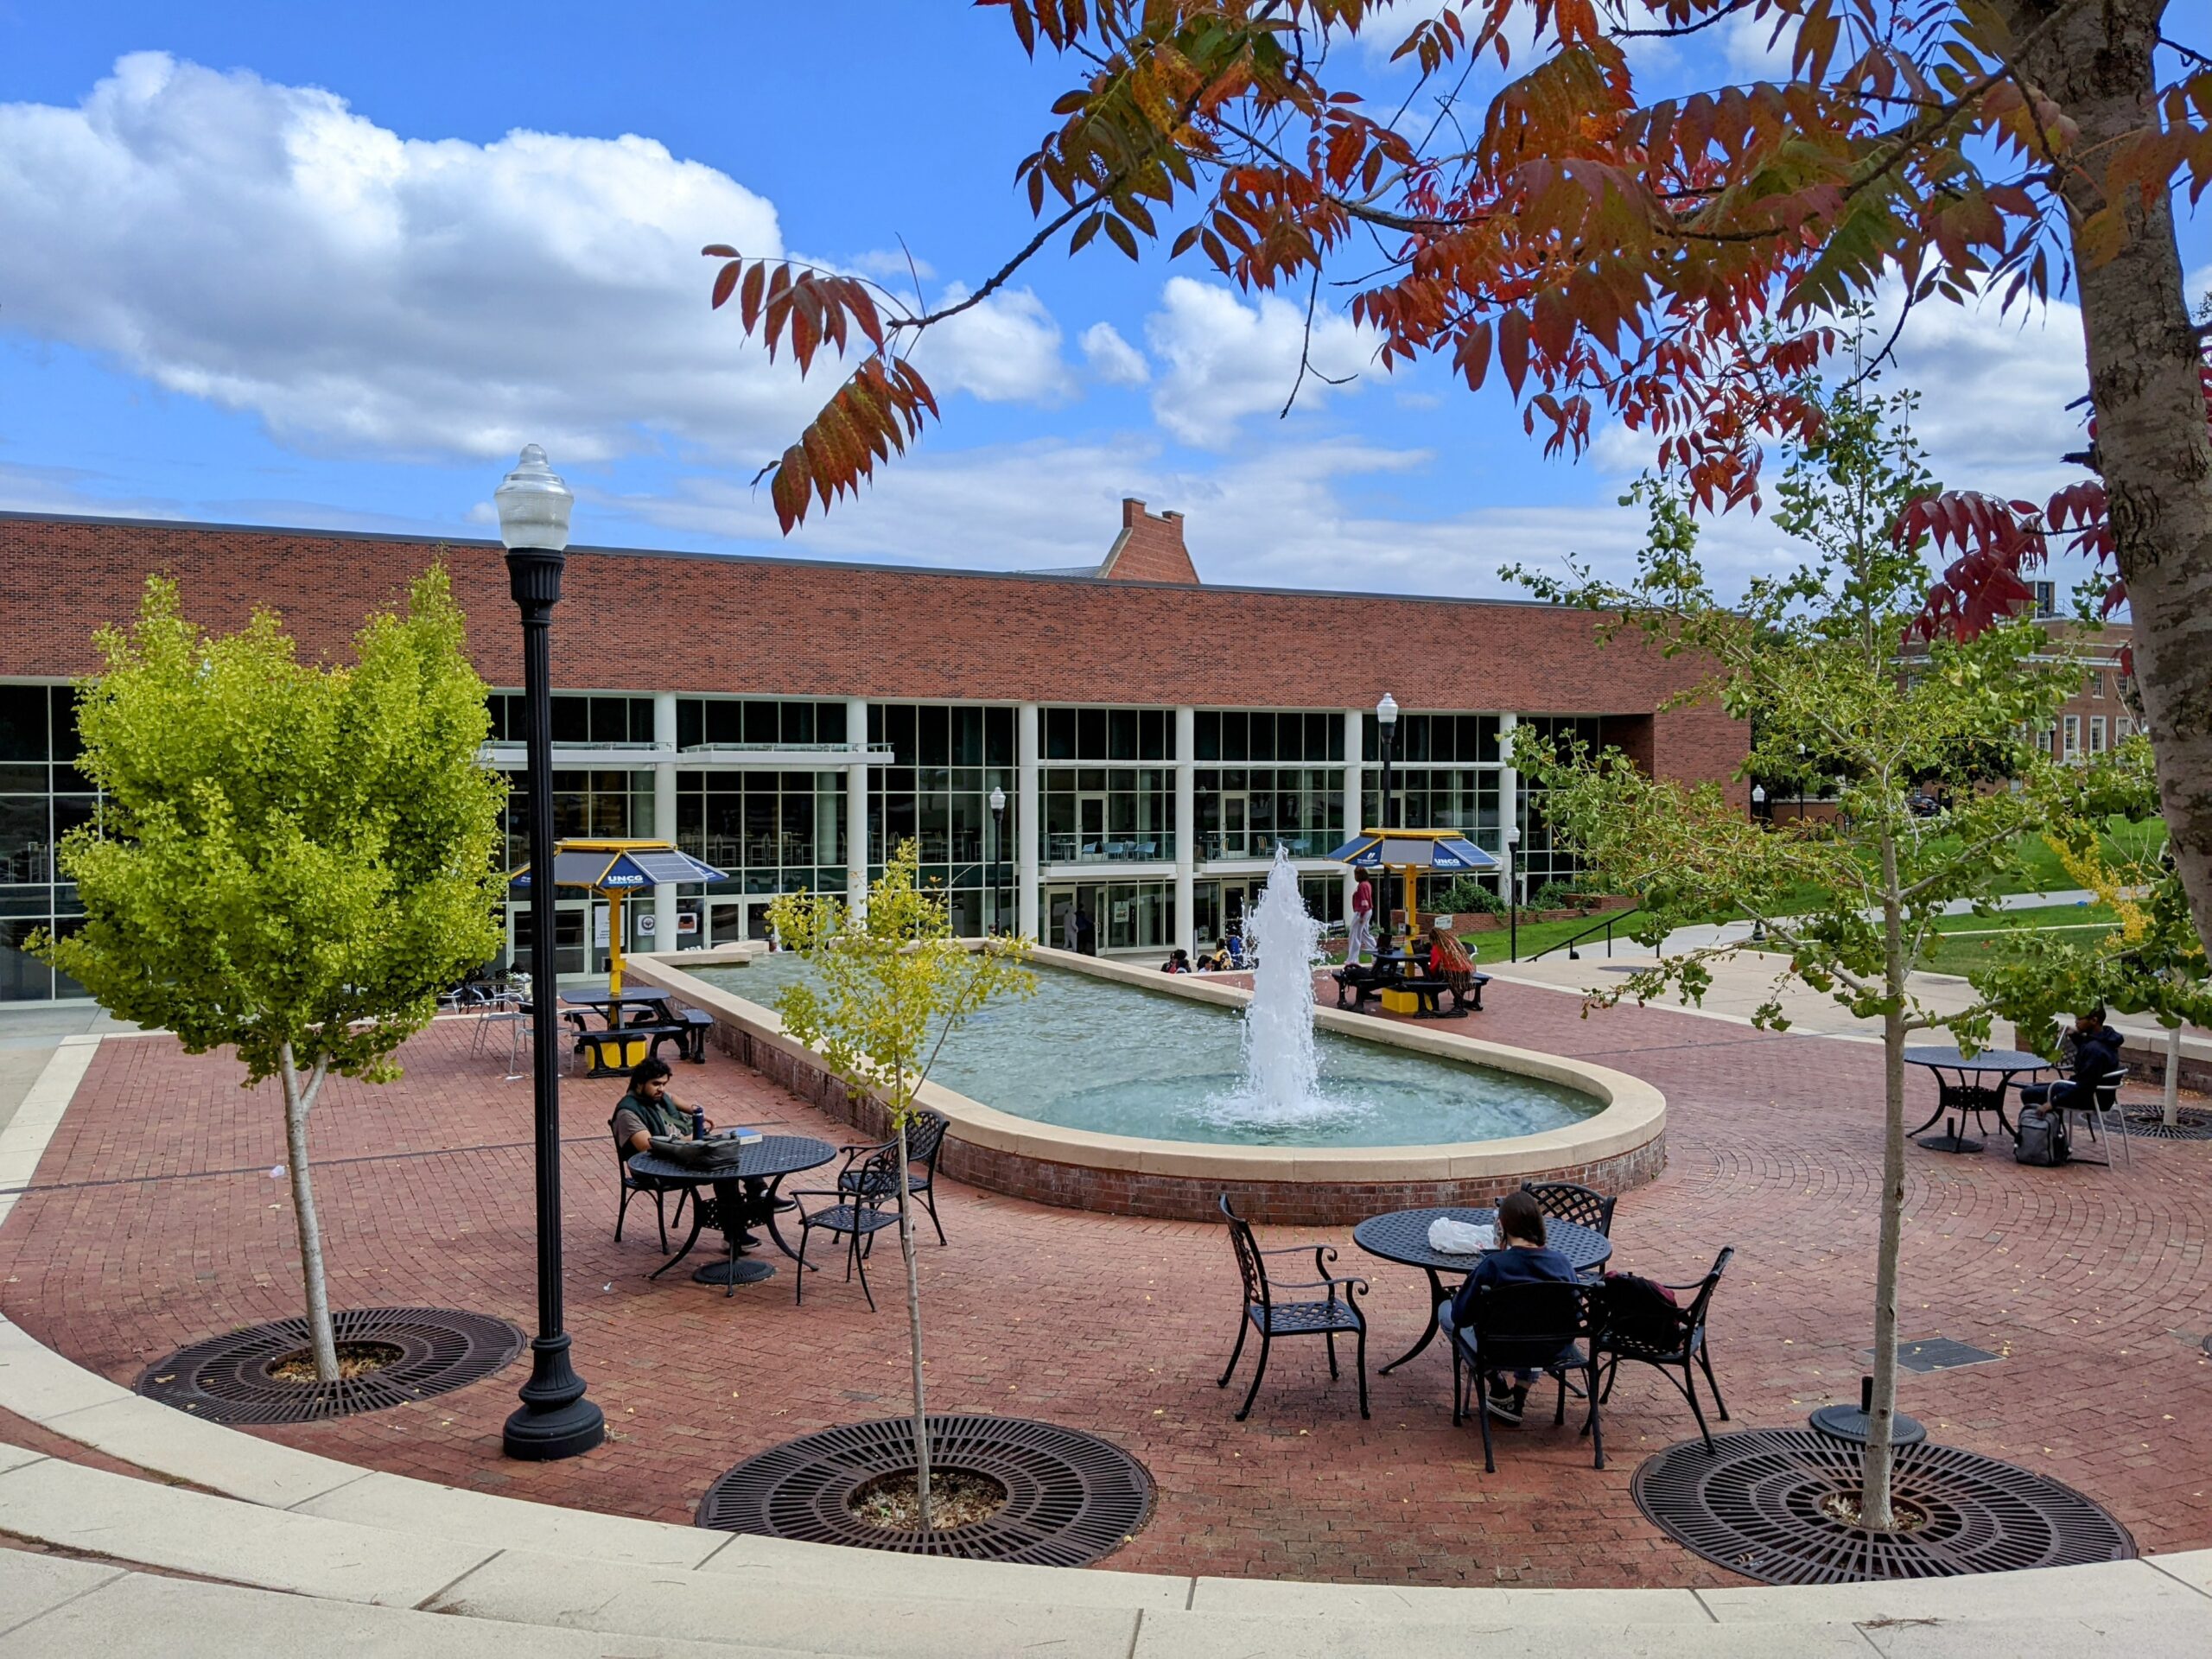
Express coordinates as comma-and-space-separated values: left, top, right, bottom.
0, 500, 1746, 999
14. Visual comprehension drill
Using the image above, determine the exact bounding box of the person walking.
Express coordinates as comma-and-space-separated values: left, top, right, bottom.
1061, 904, 1080, 953
1348, 873, 1376, 963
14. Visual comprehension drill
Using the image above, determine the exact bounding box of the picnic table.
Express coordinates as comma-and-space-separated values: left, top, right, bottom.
1903, 1046, 2054, 1154
562, 989, 710, 1071
627, 1135, 836, 1291
1353, 1204, 1613, 1375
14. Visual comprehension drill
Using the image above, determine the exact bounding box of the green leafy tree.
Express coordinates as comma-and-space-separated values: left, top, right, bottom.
1975, 737, 2212, 1126
1510, 370, 2083, 1529
767, 844, 1034, 1530
36, 570, 505, 1382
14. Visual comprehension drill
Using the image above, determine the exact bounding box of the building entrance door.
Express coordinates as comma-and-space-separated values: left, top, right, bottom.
507, 899, 588, 981
1218, 880, 1254, 940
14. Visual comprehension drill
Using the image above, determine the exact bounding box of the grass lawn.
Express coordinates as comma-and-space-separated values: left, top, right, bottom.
1919, 901, 2122, 977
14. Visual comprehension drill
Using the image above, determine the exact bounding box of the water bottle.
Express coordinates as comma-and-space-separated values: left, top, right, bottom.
690, 1107, 706, 1141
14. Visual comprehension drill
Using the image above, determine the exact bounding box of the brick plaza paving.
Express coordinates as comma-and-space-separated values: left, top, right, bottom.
2, 986, 2208, 1589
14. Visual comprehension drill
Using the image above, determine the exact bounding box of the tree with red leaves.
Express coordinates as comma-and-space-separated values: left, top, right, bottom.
700, 2, 2212, 963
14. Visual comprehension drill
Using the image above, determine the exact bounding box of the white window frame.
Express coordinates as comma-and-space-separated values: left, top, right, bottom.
2063, 715, 2081, 760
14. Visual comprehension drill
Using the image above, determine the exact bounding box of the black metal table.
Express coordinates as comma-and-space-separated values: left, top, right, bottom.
1902, 1046, 2053, 1154
1352, 1205, 1613, 1374
627, 1136, 836, 1292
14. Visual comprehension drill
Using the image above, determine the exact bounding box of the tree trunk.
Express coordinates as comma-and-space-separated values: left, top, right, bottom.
2011, 0, 2212, 966
276, 1041, 340, 1383
1862, 843, 1909, 1530
896, 1114, 931, 1533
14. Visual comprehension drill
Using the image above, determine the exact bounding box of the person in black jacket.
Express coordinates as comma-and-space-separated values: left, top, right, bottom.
1445, 1190, 1579, 1424
2018, 1007, 2126, 1116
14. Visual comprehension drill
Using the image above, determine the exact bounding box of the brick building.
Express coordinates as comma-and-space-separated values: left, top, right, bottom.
2024, 582, 2139, 764
0, 500, 1745, 1001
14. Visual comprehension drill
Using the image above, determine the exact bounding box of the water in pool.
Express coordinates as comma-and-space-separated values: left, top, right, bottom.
690, 953, 1594, 1150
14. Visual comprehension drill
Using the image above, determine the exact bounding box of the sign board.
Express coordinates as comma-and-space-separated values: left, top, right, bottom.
636, 912, 657, 938
593, 906, 611, 949
677, 912, 700, 936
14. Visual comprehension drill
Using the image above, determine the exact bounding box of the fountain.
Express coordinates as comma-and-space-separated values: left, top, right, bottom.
1227, 843, 1324, 1116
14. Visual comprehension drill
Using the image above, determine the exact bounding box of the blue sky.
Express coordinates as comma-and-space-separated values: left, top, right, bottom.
1, 1, 2204, 598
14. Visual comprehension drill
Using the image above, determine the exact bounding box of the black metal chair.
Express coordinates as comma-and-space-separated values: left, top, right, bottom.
838, 1110, 953, 1245
791, 1142, 904, 1309
1448, 1279, 1603, 1472
608, 1112, 688, 1250
1592, 1248, 1733, 1452
1521, 1179, 1617, 1238
1216, 1195, 1369, 1421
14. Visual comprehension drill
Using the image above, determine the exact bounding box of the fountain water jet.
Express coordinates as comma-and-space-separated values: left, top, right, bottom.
1227, 844, 1325, 1116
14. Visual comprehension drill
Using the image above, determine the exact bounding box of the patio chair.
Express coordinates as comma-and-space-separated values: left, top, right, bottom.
1521, 1179, 1618, 1238
791, 1142, 904, 1310
1592, 1248, 1733, 1452
1448, 1278, 1603, 1472
608, 1111, 690, 1251
2056, 1066, 2133, 1167
838, 1109, 953, 1245
1215, 1195, 1370, 1421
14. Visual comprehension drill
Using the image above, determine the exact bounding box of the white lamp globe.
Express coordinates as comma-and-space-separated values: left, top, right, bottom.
494, 445, 575, 552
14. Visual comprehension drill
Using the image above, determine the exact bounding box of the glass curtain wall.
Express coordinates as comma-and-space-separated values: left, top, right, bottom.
1039, 708, 1173, 865
0, 685, 92, 1001
1194, 710, 1344, 859
869, 703, 1016, 935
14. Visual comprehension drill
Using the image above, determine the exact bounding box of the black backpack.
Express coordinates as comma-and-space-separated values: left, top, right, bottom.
2015, 1107, 2069, 1166
1598, 1272, 1681, 1350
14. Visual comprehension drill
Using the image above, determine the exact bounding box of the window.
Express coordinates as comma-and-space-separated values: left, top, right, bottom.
1196, 710, 1340, 764
2089, 671, 2104, 699
677, 698, 849, 750
2030, 580, 2057, 619
1196, 767, 1343, 859
2036, 724, 2055, 755
2062, 715, 2080, 760
486, 692, 655, 745
0, 683, 99, 1001
2089, 716, 2107, 754
1359, 712, 1502, 765
1042, 767, 1173, 863
1045, 706, 1173, 761
862, 705, 1018, 929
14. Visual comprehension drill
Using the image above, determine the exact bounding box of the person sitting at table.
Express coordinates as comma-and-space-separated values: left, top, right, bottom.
1426, 921, 1474, 978
1445, 1190, 1579, 1425
610, 1057, 712, 1154
1198, 941, 1231, 973
2017, 1006, 2126, 1119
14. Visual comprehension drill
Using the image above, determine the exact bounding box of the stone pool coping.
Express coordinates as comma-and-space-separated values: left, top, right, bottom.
626, 945, 1666, 1224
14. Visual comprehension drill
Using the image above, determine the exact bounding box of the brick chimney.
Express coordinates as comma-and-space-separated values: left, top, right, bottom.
1096, 497, 1199, 584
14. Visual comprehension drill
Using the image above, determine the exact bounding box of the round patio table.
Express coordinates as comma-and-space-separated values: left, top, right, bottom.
1902, 1046, 2053, 1154
628, 1135, 836, 1292
1353, 1205, 1613, 1374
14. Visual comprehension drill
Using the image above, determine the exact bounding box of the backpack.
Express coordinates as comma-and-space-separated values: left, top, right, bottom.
2014, 1107, 2069, 1167
1598, 1272, 1681, 1350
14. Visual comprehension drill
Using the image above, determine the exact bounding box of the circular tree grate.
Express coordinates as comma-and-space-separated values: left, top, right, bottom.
1631, 1429, 2133, 1586
137, 1306, 525, 1425
2121, 1106, 2212, 1141
698, 1414, 1153, 1566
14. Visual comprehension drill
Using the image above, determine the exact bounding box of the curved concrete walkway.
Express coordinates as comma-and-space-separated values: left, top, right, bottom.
0, 1042, 2206, 1651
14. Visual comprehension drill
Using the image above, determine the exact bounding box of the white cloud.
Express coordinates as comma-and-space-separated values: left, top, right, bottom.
1723, 9, 1800, 77
1144, 277, 1384, 448
918, 284, 1075, 404
0, 54, 1074, 467
1079, 321, 1151, 387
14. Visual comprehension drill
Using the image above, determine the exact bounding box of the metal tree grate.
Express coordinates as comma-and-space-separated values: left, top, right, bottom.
1631, 1429, 2134, 1586
137, 1306, 525, 1425
697, 1414, 1153, 1566
2120, 1106, 2212, 1141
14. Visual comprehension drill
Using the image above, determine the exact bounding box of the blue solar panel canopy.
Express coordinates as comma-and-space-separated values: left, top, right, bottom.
1325, 831, 1501, 873
508, 839, 728, 892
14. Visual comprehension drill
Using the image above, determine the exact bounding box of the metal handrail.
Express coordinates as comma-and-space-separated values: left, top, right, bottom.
1527, 906, 1643, 962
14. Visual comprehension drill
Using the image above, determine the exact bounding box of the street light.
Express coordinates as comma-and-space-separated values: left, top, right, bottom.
1505, 823, 1522, 963
988, 785, 1007, 935
495, 445, 604, 1463
1376, 694, 1399, 950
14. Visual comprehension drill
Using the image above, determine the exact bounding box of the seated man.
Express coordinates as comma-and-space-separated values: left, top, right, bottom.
2018, 1007, 2126, 1119
1446, 1190, 1580, 1424
611, 1056, 712, 1154
1160, 949, 1192, 974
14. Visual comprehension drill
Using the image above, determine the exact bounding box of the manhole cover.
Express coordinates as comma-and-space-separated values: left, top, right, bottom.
137, 1306, 525, 1424
2122, 1107, 2212, 1141
698, 1414, 1153, 1565
1881, 1338, 2001, 1373
1632, 1429, 2134, 1585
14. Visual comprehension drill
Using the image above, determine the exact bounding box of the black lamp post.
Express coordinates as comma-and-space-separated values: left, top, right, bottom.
1505, 823, 1521, 963
988, 785, 1007, 936
496, 445, 604, 1463
1376, 693, 1398, 950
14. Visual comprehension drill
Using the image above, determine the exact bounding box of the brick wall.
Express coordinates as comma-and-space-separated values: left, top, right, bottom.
1096, 498, 1199, 584
0, 512, 1747, 740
